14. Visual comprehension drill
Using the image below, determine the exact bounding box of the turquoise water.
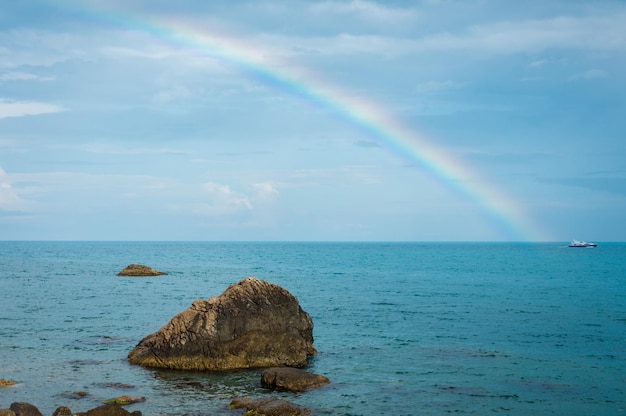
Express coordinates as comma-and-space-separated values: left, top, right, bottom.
0, 242, 624, 415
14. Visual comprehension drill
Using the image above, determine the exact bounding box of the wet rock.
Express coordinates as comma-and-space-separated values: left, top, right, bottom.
117, 264, 167, 276
230, 397, 310, 416
8, 403, 42, 416
128, 277, 316, 370
261, 367, 330, 392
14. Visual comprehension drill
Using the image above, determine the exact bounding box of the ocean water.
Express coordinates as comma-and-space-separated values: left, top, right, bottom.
0, 242, 624, 415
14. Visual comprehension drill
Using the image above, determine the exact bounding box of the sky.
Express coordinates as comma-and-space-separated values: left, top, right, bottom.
1, 0, 625, 242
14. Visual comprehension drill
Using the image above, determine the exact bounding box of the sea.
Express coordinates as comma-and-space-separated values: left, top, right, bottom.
0, 242, 624, 415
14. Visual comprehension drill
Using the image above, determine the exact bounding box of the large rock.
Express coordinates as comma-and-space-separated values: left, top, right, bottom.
261, 367, 330, 392
117, 264, 167, 276
128, 277, 316, 370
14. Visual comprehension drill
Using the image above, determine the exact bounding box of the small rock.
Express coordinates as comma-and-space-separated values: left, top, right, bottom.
104, 396, 146, 405
0, 379, 16, 387
117, 264, 167, 276
230, 397, 310, 416
84, 404, 141, 416
0, 409, 16, 416
52, 407, 72, 416
261, 367, 330, 392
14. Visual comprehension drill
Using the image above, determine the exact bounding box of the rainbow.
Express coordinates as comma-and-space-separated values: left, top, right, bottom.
61, 2, 547, 241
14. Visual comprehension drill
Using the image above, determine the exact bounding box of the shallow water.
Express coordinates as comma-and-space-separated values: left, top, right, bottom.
1, 242, 625, 415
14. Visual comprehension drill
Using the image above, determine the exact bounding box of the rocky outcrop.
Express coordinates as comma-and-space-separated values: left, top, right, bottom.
230, 397, 310, 416
261, 367, 330, 392
117, 264, 167, 276
128, 277, 316, 370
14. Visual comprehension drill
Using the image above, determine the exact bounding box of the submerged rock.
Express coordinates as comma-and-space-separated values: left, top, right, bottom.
117, 264, 167, 276
261, 367, 330, 392
128, 277, 316, 370
230, 397, 311, 416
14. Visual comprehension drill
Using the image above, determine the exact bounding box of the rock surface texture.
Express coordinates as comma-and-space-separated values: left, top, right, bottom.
128, 277, 316, 370
261, 367, 330, 392
117, 264, 167, 276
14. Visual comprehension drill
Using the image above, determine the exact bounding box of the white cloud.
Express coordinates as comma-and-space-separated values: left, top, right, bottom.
529, 58, 549, 68
0, 167, 28, 211
153, 85, 195, 103
253, 182, 279, 200
310, 0, 417, 22
0, 99, 64, 119
75, 143, 192, 155
568, 69, 607, 81
0, 71, 55, 81
198, 182, 253, 214
417, 14, 626, 54
0, 29, 82, 69
253, 12, 626, 59
415, 80, 460, 94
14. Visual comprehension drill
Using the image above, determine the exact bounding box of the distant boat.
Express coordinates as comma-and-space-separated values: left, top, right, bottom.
569, 240, 597, 248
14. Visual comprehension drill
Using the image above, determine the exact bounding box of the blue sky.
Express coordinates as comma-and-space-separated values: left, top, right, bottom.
1, 0, 625, 241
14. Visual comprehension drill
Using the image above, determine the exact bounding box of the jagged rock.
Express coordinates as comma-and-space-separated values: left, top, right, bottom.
261, 367, 330, 392
128, 277, 316, 370
117, 264, 167, 276
104, 396, 145, 405
8, 403, 42, 416
52, 407, 72, 416
230, 397, 310, 416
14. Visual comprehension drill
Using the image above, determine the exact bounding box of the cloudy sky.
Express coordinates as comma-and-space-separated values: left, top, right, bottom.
1, 0, 625, 241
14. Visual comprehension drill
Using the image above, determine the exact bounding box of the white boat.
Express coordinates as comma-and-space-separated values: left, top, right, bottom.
569, 240, 597, 247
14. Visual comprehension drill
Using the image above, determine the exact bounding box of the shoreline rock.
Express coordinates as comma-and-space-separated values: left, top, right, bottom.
117, 264, 167, 277
128, 277, 316, 370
